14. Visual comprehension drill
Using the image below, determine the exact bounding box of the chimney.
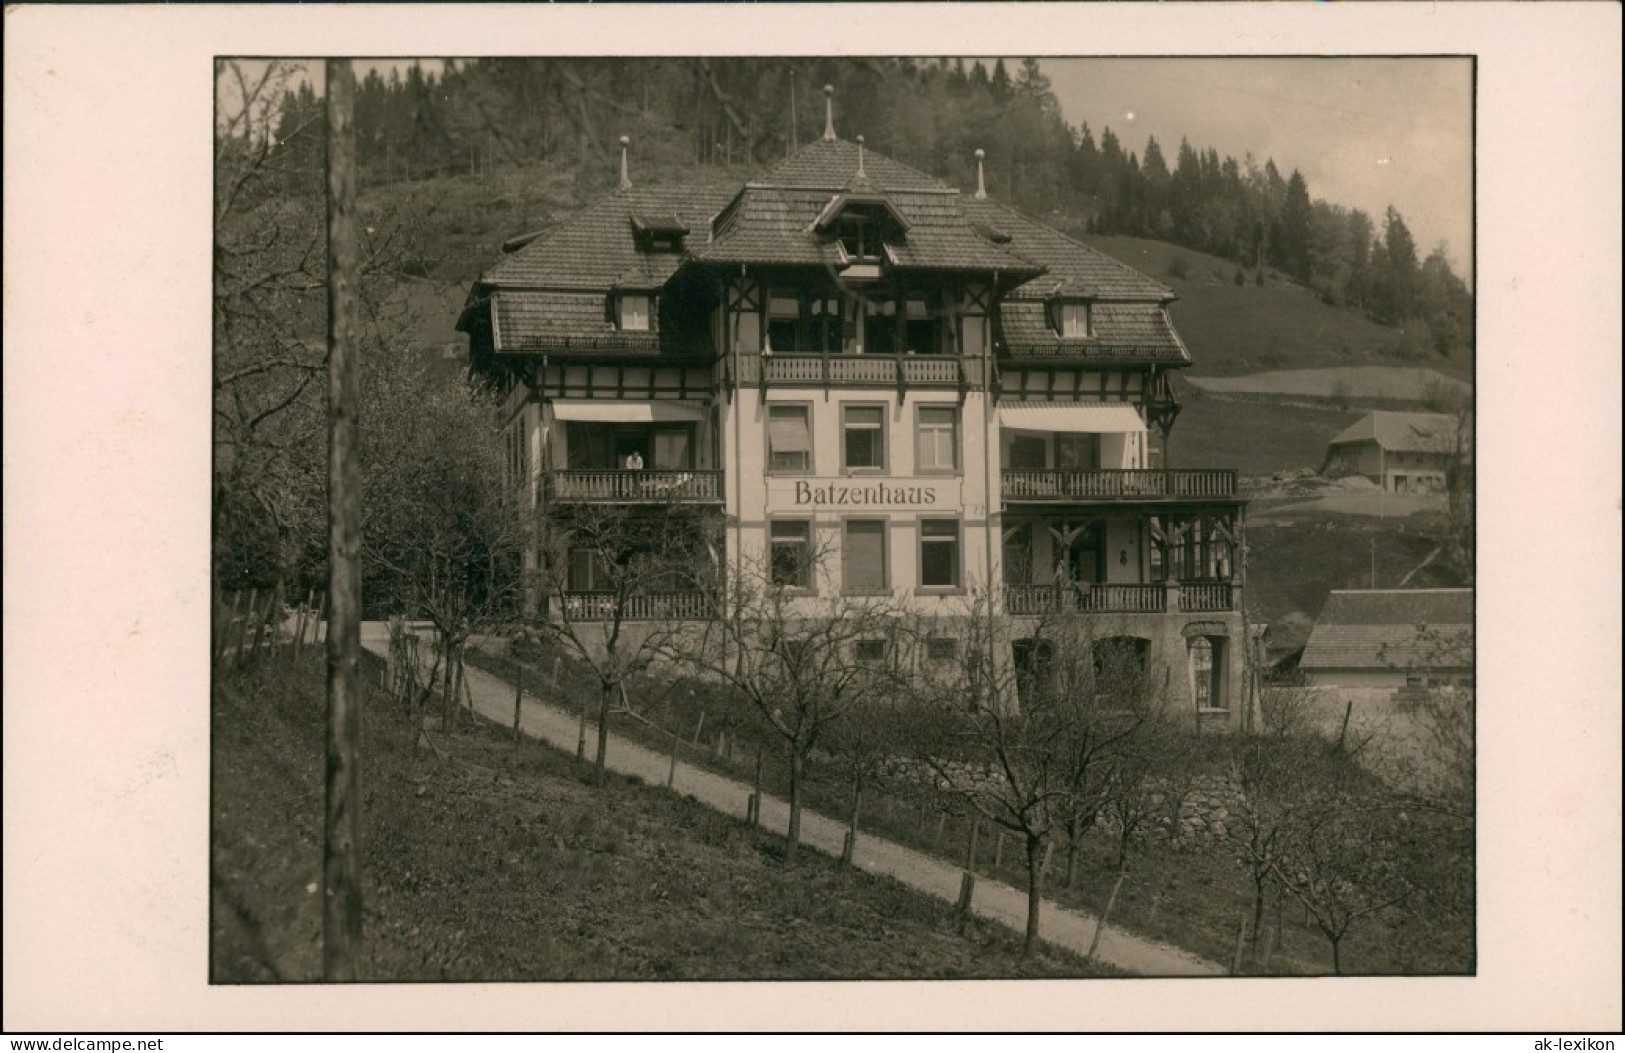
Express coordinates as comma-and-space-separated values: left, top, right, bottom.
619, 135, 632, 191
856, 135, 866, 179
974, 148, 987, 200
822, 84, 836, 141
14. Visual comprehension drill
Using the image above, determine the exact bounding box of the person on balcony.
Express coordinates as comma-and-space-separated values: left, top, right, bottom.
624, 450, 644, 471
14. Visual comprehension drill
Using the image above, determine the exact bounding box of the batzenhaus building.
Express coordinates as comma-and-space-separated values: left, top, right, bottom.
459, 92, 1251, 725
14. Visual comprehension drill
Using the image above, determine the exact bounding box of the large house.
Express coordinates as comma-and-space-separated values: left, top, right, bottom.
1298, 588, 1473, 693
1320, 410, 1464, 495
458, 92, 1251, 727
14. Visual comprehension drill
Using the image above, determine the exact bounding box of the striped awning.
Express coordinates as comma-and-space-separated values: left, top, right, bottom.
549, 400, 707, 423
997, 402, 1146, 434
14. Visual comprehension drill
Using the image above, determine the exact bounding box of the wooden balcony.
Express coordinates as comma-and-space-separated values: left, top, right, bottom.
1001, 468, 1237, 504
749, 354, 966, 389
558, 592, 711, 622
1004, 583, 1168, 615
1003, 581, 1235, 615
1178, 582, 1234, 612
544, 470, 724, 504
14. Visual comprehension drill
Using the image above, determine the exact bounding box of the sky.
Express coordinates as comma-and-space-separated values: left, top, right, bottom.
1038, 58, 1474, 275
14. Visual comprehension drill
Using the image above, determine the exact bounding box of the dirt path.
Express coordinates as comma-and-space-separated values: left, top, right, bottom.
360, 623, 1223, 977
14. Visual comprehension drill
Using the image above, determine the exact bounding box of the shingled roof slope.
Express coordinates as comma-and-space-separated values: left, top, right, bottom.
697, 184, 1040, 273
761, 137, 951, 192
961, 199, 1174, 302
999, 302, 1191, 363
1299, 589, 1473, 671
1328, 411, 1462, 454
482, 184, 738, 289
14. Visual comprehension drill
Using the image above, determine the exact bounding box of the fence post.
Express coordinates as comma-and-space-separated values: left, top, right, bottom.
1087, 869, 1129, 963
964, 817, 981, 872
512, 655, 525, 743
992, 832, 1004, 869
751, 745, 764, 827
667, 723, 679, 789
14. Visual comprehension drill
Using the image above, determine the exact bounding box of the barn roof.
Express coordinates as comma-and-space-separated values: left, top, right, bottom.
1299, 589, 1473, 672
1327, 411, 1462, 454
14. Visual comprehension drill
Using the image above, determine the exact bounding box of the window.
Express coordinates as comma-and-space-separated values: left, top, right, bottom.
862, 297, 898, 355
919, 519, 961, 589
1009, 435, 1047, 470
766, 290, 800, 353
1059, 303, 1090, 338
842, 404, 886, 472
769, 520, 812, 590
916, 406, 959, 472
843, 520, 888, 593
766, 404, 812, 474
1189, 636, 1227, 710
854, 639, 889, 664
959, 312, 987, 358
1056, 433, 1100, 471
904, 295, 941, 353
1002, 522, 1033, 586
925, 637, 959, 663
567, 548, 612, 592
619, 294, 651, 331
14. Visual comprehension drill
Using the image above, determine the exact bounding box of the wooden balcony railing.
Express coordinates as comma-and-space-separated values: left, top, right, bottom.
545, 470, 723, 504
558, 592, 711, 622
755, 354, 964, 388
1003, 583, 1168, 615
1178, 582, 1234, 612
1001, 468, 1237, 503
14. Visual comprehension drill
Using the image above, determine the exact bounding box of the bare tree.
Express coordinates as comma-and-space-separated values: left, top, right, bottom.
904, 593, 1154, 957
678, 552, 905, 860
539, 502, 712, 787
359, 351, 525, 725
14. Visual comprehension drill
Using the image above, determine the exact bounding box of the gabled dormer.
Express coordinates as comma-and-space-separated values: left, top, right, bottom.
630, 213, 689, 254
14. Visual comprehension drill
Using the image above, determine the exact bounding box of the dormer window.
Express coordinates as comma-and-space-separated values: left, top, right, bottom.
1054, 302, 1091, 338
837, 217, 883, 261
630, 214, 689, 254
618, 294, 651, 331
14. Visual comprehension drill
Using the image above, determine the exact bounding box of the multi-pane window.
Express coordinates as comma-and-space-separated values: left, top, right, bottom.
862, 298, 898, 355
767, 404, 812, 473
1060, 303, 1090, 338
842, 405, 886, 472
843, 520, 888, 593
1008, 435, 1047, 470
619, 294, 651, 331
769, 520, 812, 589
916, 406, 959, 472
919, 520, 961, 588
925, 637, 959, 663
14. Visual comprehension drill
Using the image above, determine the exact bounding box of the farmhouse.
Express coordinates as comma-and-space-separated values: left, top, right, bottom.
1319, 410, 1463, 495
1298, 588, 1472, 693
458, 90, 1251, 726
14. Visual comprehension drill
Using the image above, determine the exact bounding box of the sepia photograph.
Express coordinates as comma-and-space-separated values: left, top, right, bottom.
211, 54, 1474, 982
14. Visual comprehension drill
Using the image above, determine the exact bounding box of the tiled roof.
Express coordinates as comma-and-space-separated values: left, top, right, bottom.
491, 290, 660, 354
961, 200, 1175, 302
998, 302, 1190, 363
697, 184, 1040, 273
760, 137, 951, 191
1299, 589, 1473, 671
482, 184, 738, 289
1328, 411, 1462, 454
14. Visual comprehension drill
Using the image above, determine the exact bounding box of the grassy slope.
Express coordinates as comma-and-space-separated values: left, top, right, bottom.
1081, 235, 1472, 383
469, 641, 1471, 977
211, 653, 1111, 982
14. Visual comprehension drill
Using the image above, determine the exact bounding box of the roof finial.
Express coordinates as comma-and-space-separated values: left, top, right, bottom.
856, 135, 866, 179
822, 84, 835, 141
973, 148, 987, 200
619, 135, 632, 191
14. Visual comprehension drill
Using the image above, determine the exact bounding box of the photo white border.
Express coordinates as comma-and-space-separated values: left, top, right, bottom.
5, 1, 1621, 1033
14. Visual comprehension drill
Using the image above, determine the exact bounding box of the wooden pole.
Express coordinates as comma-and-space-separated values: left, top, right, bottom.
322, 58, 363, 983
667, 722, 679, 788
576, 685, 589, 761
1230, 909, 1250, 976
1086, 869, 1129, 962
964, 817, 981, 871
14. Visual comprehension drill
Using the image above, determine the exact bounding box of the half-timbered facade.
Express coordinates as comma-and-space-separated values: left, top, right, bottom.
460, 97, 1251, 726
